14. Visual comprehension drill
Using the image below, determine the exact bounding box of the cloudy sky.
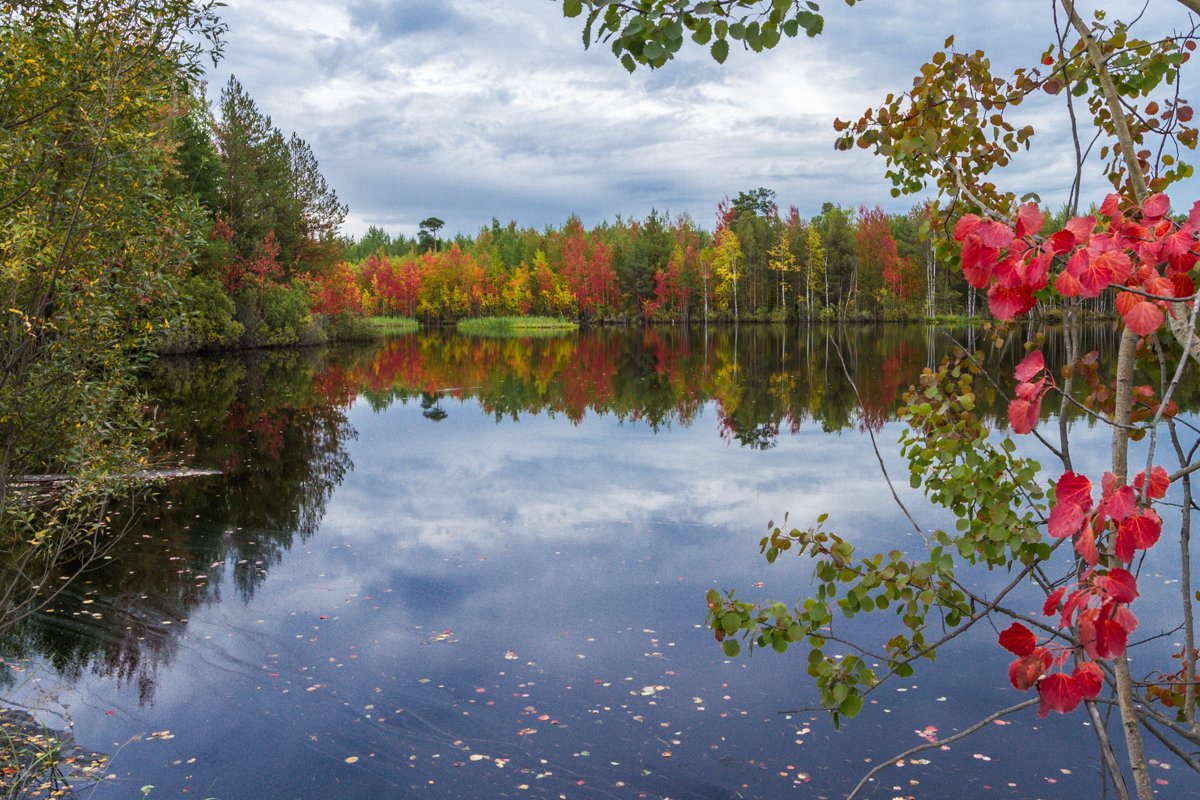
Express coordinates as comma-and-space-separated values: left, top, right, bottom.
203, 1, 1199, 240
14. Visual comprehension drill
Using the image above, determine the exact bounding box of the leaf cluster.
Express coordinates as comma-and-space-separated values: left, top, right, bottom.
567, 0, 845, 71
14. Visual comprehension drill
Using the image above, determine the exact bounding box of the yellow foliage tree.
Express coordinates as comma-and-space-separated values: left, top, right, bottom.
0, 0, 225, 624
710, 228, 743, 320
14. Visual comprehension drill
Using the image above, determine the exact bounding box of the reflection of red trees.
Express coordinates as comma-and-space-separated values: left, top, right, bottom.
857, 339, 920, 432
318, 329, 958, 438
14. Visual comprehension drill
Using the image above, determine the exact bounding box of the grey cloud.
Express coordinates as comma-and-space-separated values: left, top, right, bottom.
346, 0, 469, 43
207, 0, 1200, 239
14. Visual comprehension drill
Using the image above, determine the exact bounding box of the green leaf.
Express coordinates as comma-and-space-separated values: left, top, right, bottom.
722, 639, 741, 657
563, 0, 583, 19
797, 10, 823, 36
711, 39, 729, 64
839, 693, 864, 717
621, 53, 636, 73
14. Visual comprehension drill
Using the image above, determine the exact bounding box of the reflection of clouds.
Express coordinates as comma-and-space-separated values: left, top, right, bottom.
42, 382, 1192, 799
329, 398, 917, 560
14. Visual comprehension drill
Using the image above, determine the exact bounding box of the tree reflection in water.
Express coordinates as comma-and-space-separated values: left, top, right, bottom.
0, 322, 1169, 800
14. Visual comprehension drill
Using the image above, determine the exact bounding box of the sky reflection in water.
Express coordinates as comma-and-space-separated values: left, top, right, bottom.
3, 326, 1190, 799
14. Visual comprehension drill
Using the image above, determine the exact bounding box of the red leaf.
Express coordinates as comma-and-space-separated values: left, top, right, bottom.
1047, 499, 1084, 539
1092, 249, 1132, 286
1099, 568, 1139, 603
988, 283, 1035, 319
1054, 268, 1084, 298
1007, 394, 1043, 434
1122, 300, 1164, 336
1036, 672, 1083, 716
977, 218, 1015, 249
1099, 485, 1135, 521
1074, 523, 1099, 566
1015, 203, 1044, 238
1015, 375, 1046, 401
1169, 272, 1195, 297
1162, 225, 1194, 257
1100, 194, 1121, 218
1114, 526, 1137, 563
1094, 618, 1129, 659
1114, 290, 1140, 317
1117, 509, 1162, 556
1134, 466, 1170, 499
1009, 648, 1052, 691
1064, 248, 1090, 278
1047, 229, 1076, 254
1071, 661, 1104, 699
1114, 603, 1138, 635
1055, 472, 1093, 511
1143, 192, 1171, 219
1065, 215, 1097, 239
960, 235, 996, 288
1042, 586, 1066, 617
1014, 350, 1045, 382
998, 622, 1038, 656
954, 213, 981, 241
1025, 252, 1051, 290
1146, 274, 1175, 298
1077, 608, 1117, 659
1059, 589, 1087, 628
993, 254, 1028, 288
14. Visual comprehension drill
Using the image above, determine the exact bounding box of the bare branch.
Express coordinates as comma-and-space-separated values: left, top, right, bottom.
846, 699, 1040, 800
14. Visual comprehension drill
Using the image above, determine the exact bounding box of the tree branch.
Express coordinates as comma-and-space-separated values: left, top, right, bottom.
845, 699, 1040, 800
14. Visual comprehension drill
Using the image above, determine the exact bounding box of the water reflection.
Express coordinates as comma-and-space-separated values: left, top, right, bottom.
0, 323, 1154, 696
0, 324, 1179, 800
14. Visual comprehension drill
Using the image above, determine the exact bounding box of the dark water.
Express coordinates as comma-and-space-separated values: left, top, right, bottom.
1, 324, 1192, 799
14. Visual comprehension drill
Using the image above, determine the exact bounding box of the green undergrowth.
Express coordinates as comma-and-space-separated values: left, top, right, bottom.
368, 316, 419, 334
457, 316, 579, 336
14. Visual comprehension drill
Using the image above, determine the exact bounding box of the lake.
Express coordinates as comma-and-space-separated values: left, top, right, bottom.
1, 323, 1190, 799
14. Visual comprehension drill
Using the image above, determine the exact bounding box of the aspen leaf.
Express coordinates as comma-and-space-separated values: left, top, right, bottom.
1121, 300, 1164, 335
998, 622, 1036, 656
1013, 350, 1045, 382
1143, 192, 1171, 219
1036, 672, 1082, 716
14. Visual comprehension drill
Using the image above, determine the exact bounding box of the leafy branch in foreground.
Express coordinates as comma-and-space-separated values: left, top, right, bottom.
565, 0, 854, 70
564, 1, 1200, 797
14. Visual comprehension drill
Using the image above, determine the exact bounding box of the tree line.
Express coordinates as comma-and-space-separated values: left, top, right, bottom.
339, 194, 961, 324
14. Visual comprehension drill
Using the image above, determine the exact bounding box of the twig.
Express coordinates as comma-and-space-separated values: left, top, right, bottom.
831, 340, 924, 538
845, 699, 1040, 800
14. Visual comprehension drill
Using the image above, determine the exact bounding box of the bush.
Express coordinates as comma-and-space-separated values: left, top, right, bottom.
157, 276, 245, 353
235, 284, 322, 348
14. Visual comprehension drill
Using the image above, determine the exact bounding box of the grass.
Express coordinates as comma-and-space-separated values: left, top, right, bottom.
0, 707, 108, 799
368, 316, 419, 334
457, 316, 579, 335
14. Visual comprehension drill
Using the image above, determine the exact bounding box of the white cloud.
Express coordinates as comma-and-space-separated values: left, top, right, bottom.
205, 0, 1200, 239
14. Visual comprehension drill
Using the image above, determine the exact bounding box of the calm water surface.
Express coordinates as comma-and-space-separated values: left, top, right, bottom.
2, 324, 1192, 799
